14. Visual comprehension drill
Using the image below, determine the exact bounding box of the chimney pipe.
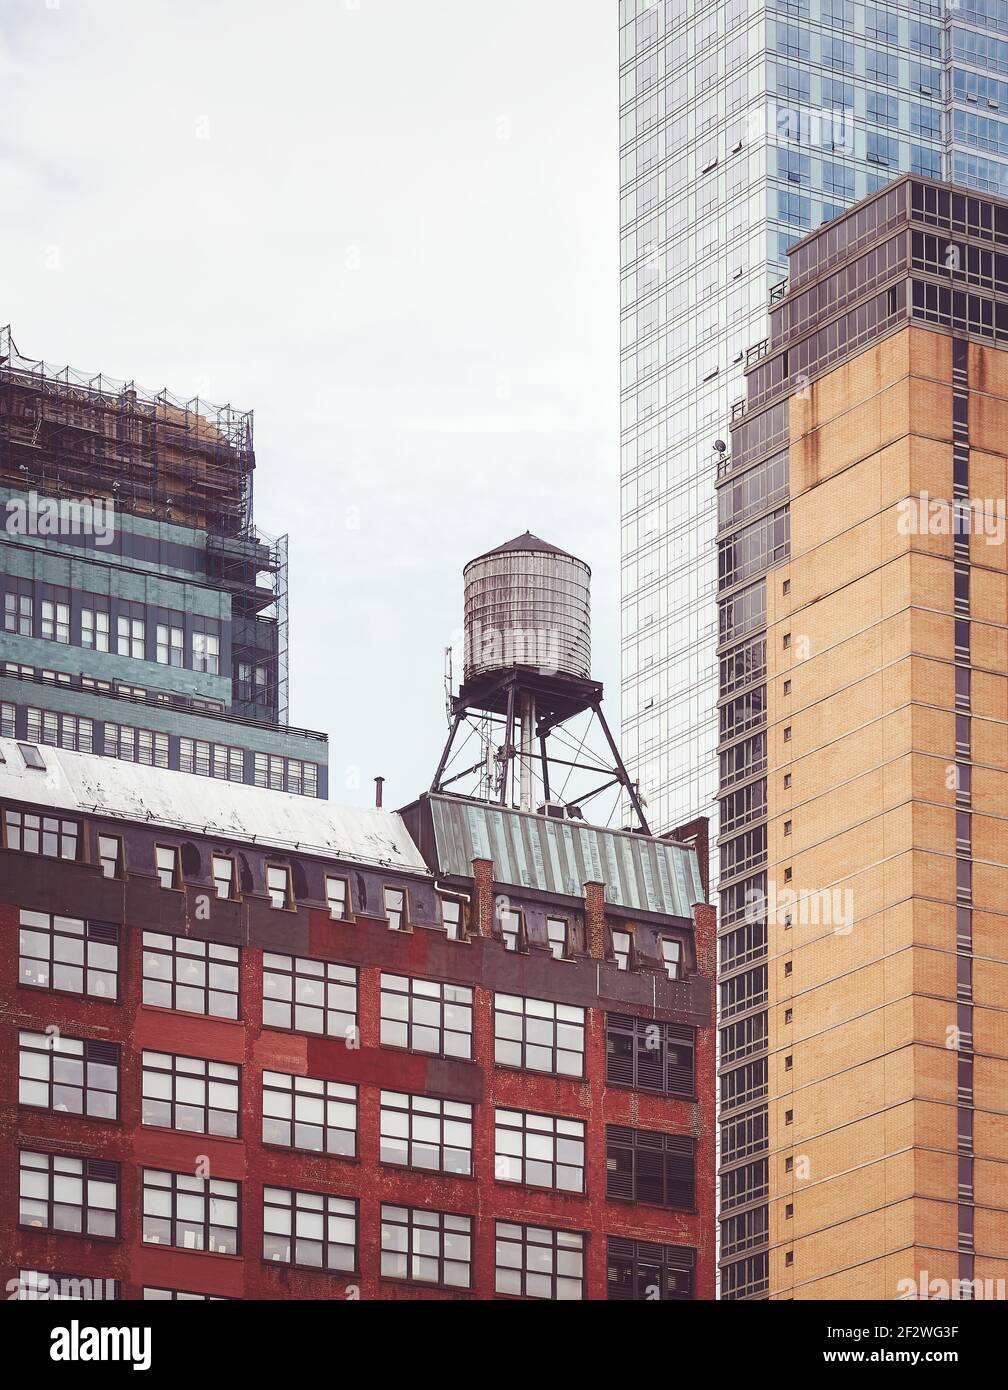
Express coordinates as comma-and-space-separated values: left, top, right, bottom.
374, 776, 384, 808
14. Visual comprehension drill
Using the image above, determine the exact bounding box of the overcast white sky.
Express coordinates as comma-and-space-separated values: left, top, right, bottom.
1, 0, 621, 808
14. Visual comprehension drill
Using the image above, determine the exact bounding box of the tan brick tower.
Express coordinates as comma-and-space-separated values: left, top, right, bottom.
717, 176, 1008, 1300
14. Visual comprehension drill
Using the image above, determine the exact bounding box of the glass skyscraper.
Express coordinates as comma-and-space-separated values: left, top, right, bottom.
619, 0, 945, 843
615, 0, 1008, 1298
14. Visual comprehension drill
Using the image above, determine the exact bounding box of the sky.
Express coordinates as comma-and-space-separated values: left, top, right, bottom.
0, 0, 621, 809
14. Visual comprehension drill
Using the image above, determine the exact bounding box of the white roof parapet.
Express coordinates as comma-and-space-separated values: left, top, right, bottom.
0, 738, 428, 874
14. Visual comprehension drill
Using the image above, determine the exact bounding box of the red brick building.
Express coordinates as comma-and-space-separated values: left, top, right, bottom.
0, 737, 714, 1300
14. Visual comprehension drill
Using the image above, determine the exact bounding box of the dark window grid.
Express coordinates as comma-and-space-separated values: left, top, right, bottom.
379, 974, 473, 1059
494, 1222, 585, 1301
493, 994, 585, 1078
18, 1033, 119, 1121
141, 1051, 239, 1138
5, 809, 79, 860
19, 1152, 119, 1239
262, 1072, 357, 1157
494, 1109, 586, 1194
606, 1127, 697, 1211
606, 1016, 696, 1097
606, 1236, 696, 1301
379, 1091, 472, 1175
141, 1170, 240, 1255
263, 955, 357, 1038
380, 1205, 472, 1290
262, 1188, 357, 1274
19, 910, 118, 1001
141, 932, 240, 1019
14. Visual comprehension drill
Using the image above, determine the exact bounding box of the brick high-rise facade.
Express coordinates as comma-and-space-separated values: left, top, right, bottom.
717, 176, 1008, 1299
0, 740, 714, 1301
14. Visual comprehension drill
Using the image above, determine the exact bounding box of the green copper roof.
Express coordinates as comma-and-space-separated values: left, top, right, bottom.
427, 793, 703, 918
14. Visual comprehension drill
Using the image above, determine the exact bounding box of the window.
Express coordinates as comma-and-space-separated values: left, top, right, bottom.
117, 613, 145, 660
212, 855, 236, 900
179, 737, 244, 782
546, 916, 568, 960
155, 845, 181, 890
606, 1126, 696, 1210
142, 932, 239, 1018
105, 723, 168, 767
31, 704, 82, 753
253, 751, 319, 797
866, 47, 899, 85
19, 910, 119, 1000
822, 35, 853, 73
263, 954, 357, 1037
607, 1237, 696, 1300
326, 876, 348, 920
142, 1169, 239, 1254
264, 1188, 356, 1273
20, 1151, 118, 1238
495, 1109, 585, 1193
97, 834, 123, 879
1, 701, 14, 738
867, 89, 898, 126
494, 994, 585, 1077
495, 1222, 584, 1300
499, 906, 522, 951
20, 742, 46, 769
192, 628, 220, 675
380, 973, 473, 1057
156, 623, 184, 667
867, 132, 899, 167
81, 605, 109, 652
41, 598, 70, 644
606, 1016, 696, 1096
19, 1032, 119, 1119
141, 1051, 239, 1137
5, 809, 79, 859
611, 929, 632, 971
262, 1072, 357, 1156
5, 588, 33, 635
384, 886, 405, 931
440, 897, 464, 940
266, 865, 293, 910
380, 1091, 473, 1175
660, 938, 681, 980
380, 1205, 471, 1289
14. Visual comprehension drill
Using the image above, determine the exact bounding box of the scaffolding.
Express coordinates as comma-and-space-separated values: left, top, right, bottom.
0, 325, 254, 536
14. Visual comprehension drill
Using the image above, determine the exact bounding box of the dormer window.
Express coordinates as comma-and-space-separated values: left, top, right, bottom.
212, 856, 236, 901
155, 846, 181, 891
98, 835, 124, 880
611, 930, 632, 972
660, 938, 681, 981
384, 887, 405, 931
326, 876, 348, 920
546, 916, 569, 960
267, 865, 293, 911
499, 908, 522, 952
